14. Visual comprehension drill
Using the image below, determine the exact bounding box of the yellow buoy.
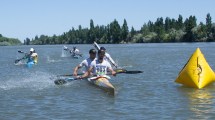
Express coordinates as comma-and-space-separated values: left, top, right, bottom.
175, 48, 215, 89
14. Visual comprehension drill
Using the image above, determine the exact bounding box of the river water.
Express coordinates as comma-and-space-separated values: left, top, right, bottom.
1, 43, 215, 119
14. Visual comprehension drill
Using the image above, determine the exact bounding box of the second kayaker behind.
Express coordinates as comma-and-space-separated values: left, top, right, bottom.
100, 46, 118, 68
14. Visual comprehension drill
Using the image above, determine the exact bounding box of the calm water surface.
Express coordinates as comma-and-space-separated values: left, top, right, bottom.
1, 43, 215, 119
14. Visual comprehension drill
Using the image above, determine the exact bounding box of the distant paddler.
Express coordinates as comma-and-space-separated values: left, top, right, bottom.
70, 46, 80, 57
28, 48, 38, 64
15, 48, 38, 65
63, 46, 82, 58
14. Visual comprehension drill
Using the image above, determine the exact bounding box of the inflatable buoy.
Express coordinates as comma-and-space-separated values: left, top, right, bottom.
175, 48, 215, 89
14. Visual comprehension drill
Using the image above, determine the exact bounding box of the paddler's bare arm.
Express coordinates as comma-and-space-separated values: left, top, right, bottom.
79, 67, 93, 79
73, 65, 81, 76
108, 68, 116, 76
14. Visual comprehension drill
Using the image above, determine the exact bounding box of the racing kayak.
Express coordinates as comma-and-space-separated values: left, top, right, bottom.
14, 59, 35, 68
87, 75, 115, 95
72, 54, 81, 59
27, 61, 34, 68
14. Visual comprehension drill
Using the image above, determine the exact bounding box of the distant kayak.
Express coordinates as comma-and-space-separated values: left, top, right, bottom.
63, 45, 83, 59
71, 54, 82, 59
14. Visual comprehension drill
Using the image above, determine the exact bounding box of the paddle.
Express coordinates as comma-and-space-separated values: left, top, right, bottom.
54, 69, 143, 85
14, 50, 28, 64
55, 69, 143, 85
14, 58, 22, 64
54, 77, 81, 85
57, 69, 142, 77
116, 70, 143, 74
57, 73, 84, 77
18, 50, 26, 54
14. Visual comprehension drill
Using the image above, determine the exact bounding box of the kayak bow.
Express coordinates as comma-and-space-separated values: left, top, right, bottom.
88, 75, 115, 95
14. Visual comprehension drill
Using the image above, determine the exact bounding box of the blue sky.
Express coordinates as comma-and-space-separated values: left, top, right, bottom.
0, 0, 214, 42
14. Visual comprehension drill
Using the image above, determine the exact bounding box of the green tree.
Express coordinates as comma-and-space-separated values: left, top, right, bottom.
110, 19, 121, 43
121, 19, 129, 43
88, 19, 96, 43
130, 26, 136, 38
165, 17, 171, 32
177, 14, 183, 30
24, 38, 31, 45
206, 13, 213, 41
141, 23, 150, 36
183, 15, 197, 42
154, 17, 165, 42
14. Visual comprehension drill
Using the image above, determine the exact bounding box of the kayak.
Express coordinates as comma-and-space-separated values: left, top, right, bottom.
72, 54, 81, 59
27, 61, 35, 68
87, 75, 115, 95
14, 59, 35, 68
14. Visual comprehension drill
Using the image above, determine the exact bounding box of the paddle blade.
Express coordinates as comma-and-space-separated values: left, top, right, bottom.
14, 59, 21, 64
18, 50, 24, 53
115, 69, 143, 74
54, 79, 67, 85
123, 71, 143, 74
57, 73, 84, 77
54, 78, 78, 85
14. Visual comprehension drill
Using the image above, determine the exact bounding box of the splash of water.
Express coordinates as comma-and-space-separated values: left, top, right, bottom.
46, 56, 62, 63
0, 71, 55, 91
61, 46, 68, 57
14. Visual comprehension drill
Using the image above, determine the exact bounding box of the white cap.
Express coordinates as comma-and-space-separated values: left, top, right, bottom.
30, 48, 34, 52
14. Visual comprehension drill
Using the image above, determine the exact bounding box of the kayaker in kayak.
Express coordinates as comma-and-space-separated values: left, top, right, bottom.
100, 47, 118, 68
73, 49, 97, 76
24, 48, 38, 64
70, 46, 80, 56
78, 49, 116, 79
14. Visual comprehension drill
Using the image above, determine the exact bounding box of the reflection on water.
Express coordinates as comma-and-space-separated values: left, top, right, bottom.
189, 89, 214, 120
178, 86, 215, 120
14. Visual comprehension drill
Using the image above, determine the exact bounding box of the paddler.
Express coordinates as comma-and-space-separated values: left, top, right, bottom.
100, 47, 118, 68
70, 46, 80, 56
78, 49, 116, 79
24, 48, 38, 64
73, 49, 97, 76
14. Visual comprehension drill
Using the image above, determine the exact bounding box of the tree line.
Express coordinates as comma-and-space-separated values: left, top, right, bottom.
17, 13, 215, 45
0, 34, 22, 46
